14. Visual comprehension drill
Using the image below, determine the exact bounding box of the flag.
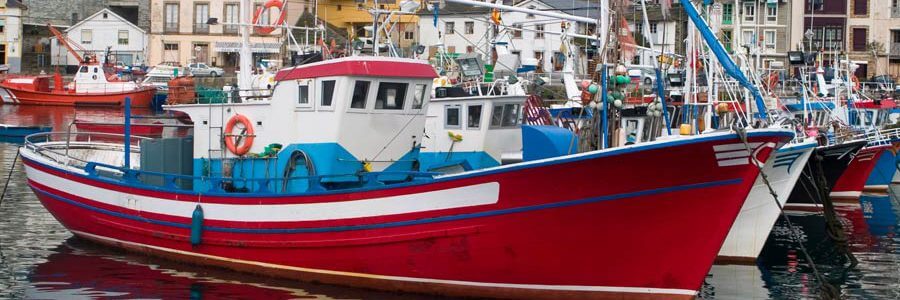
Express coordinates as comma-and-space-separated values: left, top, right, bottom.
618, 16, 636, 62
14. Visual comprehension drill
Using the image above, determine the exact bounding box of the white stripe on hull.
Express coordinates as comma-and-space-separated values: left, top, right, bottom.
719, 142, 815, 261
829, 191, 862, 198
71, 230, 699, 296
22, 152, 500, 222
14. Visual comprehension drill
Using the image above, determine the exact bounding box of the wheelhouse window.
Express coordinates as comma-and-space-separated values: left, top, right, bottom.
445, 105, 461, 128
375, 82, 408, 110
467, 105, 482, 129
320, 80, 335, 106
412, 84, 426, 109
350, 81, 370, 109
490, 103, 521, 128
298, 85, 309, 105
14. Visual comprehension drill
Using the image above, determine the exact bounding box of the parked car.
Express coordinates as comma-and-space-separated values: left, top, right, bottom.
188, 63, 224, 77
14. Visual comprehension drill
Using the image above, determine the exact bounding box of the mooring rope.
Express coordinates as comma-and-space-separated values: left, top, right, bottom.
811, 151, 859, 268
734, 127, 840, 299
0, 149, 20, 207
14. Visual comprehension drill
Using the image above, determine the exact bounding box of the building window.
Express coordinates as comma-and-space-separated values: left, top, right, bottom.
164, 3, 179, 33
375, 82, 407, 110
807, 27, 844, 51
320, 80, 335, 106
811, 0, 824, 11
0, 24, 4, 33
536, 24, 544, 39
722, 30, 733, 52
255, 4, 270, 26
81, 29, 92, 45
854, 0, 868, 15
742, 29, 755, 47
722, 4, 733, 25
742, 2, 755, 22
466, 46, 474, 53
118, 30, 129, 45
224, 3, 239, 34
853, 28, 868, 51
766, 4, 777, 22
534, 51, 544, 71
465, 21, 474, 34
511, 50, 521, 60
337, 4, 342, 11
512, 24, 522, 38
764, 30, 776, 50
194, 3, 210, 33
350, 81, 370, 109
527, 5, 535, 18
404, 31, 414, 40
467, 105, 482, 129
164, 43, 179, 51
0, 45, 6, 65
649, 22, 658, 34
445, 22, 455, 34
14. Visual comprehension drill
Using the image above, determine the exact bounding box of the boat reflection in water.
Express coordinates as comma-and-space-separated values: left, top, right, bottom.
26, 239, 436, 300
704, 192, 900, 299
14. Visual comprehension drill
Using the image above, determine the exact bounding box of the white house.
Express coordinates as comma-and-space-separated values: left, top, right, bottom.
417, 0, 596, 75
50, 8, 148, 67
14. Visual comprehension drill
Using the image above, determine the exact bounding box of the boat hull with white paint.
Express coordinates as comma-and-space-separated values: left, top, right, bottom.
718, 140, 816, 263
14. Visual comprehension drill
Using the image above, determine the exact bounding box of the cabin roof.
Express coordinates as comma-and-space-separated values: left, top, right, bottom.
274, 56, 438, 82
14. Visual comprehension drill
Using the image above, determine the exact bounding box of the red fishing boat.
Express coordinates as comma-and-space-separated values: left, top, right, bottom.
831, 144, 890, 199
0, 24, 155, 107
20, 56, 794, 299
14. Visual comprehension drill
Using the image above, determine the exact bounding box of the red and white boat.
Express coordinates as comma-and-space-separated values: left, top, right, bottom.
0, 24, 156, 107
830, 144, 891, 199
20, 56, 793, 299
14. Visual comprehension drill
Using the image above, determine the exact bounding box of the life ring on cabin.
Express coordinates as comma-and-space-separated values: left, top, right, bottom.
252, 0, 287, 35
851, 75, 861, 91
224, 114, 255, 156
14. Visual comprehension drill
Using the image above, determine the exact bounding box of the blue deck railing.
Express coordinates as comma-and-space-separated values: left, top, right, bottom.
24, 131, 442, 195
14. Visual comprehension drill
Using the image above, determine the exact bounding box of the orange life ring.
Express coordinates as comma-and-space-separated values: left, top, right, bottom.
252, 0, 286, 35
224, 114, 255, 156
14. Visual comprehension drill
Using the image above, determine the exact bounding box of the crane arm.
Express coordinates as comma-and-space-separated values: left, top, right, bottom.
47, 23, 86, 64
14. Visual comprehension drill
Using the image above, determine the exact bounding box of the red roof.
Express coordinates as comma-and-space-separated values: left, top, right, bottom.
275, 58, 438, 81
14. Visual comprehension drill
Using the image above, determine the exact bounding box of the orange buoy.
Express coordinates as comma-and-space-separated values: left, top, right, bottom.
252, 0, 286, 35
224, 114, 255, 156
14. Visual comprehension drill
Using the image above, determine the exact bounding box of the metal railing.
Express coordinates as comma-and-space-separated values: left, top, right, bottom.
23, 131, 441, 195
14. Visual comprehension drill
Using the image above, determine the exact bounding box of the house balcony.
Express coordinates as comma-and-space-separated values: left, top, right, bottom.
193, 24, 209, 34
891, 43, 900, 57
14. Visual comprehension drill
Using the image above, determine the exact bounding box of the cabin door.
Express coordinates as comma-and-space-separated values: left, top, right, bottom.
621, 117, 645, 145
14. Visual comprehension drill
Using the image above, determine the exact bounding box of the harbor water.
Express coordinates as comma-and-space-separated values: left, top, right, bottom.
2, 105, 900, 299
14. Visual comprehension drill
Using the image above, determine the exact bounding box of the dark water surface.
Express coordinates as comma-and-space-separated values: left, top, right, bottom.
3, 105, 900, 299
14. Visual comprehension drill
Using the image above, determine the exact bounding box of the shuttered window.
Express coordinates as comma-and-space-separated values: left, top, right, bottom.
854, 0, 868, 15
853, 28, 867, 52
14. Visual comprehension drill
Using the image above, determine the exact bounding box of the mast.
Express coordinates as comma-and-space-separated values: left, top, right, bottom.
681, 0, 768, 121
239, 0, 253, 90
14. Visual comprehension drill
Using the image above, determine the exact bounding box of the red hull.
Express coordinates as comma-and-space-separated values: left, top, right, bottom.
0, 85, 155, 107
831, 145, 889, 199
75, 121, 163, 137
22, 131, 792, 299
